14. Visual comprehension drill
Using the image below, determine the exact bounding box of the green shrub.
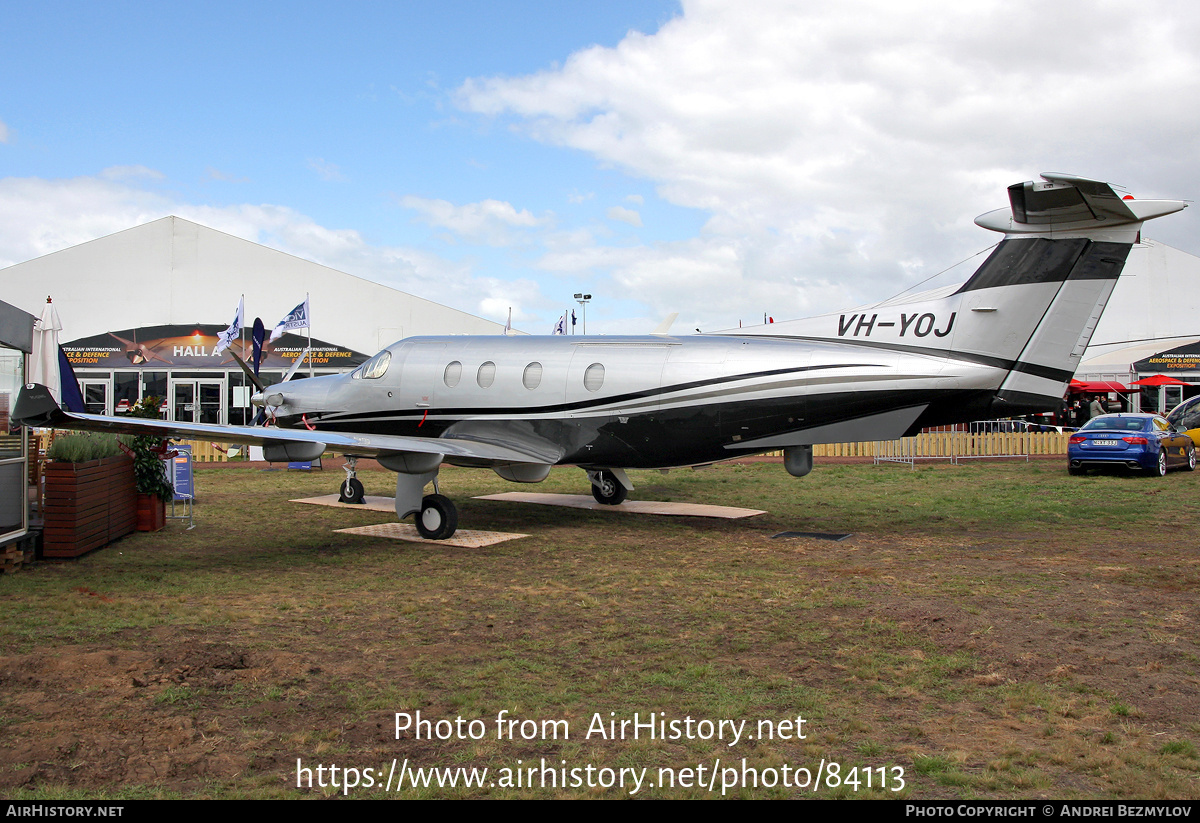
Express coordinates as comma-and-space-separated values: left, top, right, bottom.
46, 432, 124, 462
128, 397, 175, 498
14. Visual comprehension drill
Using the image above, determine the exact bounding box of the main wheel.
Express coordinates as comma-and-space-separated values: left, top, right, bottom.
338, 477, 365, 504
1186, 445, 1197, 472
416, 494, 458, 540
1068, 465, 1084, 476
590, 470, 627, 505
1154, 449, 1168, 477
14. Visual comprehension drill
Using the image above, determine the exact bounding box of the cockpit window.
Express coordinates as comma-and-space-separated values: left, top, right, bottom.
353, 350, 391, 380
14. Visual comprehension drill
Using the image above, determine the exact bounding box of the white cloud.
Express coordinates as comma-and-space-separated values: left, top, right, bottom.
479, 278, 544, 327
6, 3, 1200, 337
606, 205, 642, 226
457, 0, 1200, 324
536, 232, 860, 334
205, 167, 248, 183
0, 173, 533, 325
99, 165, 165, 181
399, 195, 550, 245
307, 157, 346, 182
0, 175, 172, 267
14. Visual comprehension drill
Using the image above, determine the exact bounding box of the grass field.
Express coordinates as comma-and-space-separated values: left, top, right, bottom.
1, 458, 1197, 799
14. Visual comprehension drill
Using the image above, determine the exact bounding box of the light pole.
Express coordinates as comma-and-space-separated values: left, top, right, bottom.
573, 293, 591, 335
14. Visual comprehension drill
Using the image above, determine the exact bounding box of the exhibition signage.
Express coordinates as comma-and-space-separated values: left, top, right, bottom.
62, 325, 368, 370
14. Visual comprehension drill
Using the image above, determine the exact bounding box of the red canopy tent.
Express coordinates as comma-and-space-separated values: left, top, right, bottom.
1068, 380, 1130, 393
1130, 374, 1192, 387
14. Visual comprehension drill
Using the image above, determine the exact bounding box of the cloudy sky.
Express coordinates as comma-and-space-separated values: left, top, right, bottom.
2, 0, 1198, 337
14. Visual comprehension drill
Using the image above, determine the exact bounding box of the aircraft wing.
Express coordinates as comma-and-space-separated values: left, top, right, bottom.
12, 383, 558, 465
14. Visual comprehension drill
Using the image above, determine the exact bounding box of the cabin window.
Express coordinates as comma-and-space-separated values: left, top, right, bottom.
522, 362, 543, 390
444, 361, 462, 388
354, 350, 391, 380
584, 363, 604, 392
477, 361, 496, 388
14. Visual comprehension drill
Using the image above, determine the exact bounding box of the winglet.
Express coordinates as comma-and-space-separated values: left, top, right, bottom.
13, 383, 65, 428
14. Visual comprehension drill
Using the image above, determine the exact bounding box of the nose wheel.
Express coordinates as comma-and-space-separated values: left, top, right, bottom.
339, 457, 366, 504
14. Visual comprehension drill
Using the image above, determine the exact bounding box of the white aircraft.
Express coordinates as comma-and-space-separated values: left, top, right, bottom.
14, 174, 1186, 539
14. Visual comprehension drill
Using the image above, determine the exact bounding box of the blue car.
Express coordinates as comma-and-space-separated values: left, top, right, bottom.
1068, 413, 1196, 476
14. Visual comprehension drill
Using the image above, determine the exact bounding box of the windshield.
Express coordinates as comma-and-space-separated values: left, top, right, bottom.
352, 349, 391, 380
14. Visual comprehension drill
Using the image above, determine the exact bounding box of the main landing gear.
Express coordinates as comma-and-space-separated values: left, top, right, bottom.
416, 493, 458, 540
587, 468, 631, 505
338, 457, 458, 539
391, 467, 459, 540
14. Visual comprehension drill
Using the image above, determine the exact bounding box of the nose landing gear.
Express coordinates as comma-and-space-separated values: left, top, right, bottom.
339, 457, 366, 504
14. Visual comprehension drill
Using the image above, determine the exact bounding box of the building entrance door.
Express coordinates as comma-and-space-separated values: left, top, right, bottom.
80, 379, 110, 415
1163, 385, 1184, 414
170, 379, 225, 424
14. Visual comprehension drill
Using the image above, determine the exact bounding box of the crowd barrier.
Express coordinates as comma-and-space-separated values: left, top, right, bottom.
869, 430, 1069, 465
173, 440, 235, 462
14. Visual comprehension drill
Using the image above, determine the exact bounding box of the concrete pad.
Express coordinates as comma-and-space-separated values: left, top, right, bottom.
474, 492, 765, 519
291, 494, 397, 513
335, 522, 528, 547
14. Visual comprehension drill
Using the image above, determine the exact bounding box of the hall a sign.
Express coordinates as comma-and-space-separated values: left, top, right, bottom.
63, 324, 368, 370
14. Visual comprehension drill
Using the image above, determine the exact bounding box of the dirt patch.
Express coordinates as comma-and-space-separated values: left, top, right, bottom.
0, 640, 325, 792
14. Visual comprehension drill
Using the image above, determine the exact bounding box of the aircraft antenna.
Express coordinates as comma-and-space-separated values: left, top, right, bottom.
865, 242, 998, 308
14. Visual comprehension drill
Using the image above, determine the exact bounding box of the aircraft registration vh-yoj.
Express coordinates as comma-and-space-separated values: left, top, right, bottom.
13, 174, 1188, 539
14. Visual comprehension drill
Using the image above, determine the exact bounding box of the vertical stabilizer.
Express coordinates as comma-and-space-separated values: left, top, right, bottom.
730, 175, 1186, 416
969, 175, 1185, 414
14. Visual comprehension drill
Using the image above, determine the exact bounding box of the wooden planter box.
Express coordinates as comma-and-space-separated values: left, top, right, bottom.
43, 456, 138, 558
136, 493, 166, 532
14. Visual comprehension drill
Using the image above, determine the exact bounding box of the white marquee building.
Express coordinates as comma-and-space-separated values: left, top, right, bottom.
1, 215, 506, 355
1077, 239, 1200, 413
0, 216, 509, 423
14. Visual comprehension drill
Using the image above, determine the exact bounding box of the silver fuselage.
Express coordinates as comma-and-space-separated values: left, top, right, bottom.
265, 333, 1002, 469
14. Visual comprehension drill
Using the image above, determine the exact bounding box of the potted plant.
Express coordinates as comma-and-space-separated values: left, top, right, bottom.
127, 397, 174, 532
43, 431, 137, 557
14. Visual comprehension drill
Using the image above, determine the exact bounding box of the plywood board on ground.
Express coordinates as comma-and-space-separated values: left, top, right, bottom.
291, 494, 397, 513
334, 522, 528, 547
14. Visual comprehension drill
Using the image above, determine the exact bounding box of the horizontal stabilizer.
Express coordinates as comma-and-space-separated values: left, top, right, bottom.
975, 173, 1186, 235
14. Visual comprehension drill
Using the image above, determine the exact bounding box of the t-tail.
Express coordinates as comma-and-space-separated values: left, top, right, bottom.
736, 173, 1187, 421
